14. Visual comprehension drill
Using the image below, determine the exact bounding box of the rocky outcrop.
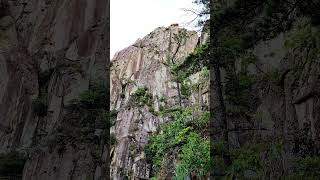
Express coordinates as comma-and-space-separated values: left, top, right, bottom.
220, 17, 320, 178
110, 25, 207, 179
0, 0, 109, 179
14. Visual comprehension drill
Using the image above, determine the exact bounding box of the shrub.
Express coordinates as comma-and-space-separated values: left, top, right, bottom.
145, 108, 210, 178
289, 156, 320, 179
79, 82, 107, 109
178, 43, 209, 75
159, 96, 166, 102
191, 111, 209, 130
110, 133, 117, 146
181, 82, 191, 98
59, 81, 108, 144
130, 87, 153, 107
174, 133, 210, 179
226, 143, 265, 179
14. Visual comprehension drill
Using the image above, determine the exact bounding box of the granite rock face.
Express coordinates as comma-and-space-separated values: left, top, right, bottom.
0, 0, 109, 179
110, 25, 208, 179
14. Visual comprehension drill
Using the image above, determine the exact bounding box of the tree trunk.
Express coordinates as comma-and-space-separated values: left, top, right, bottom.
177, 82, 182, 106
209, 0, 231, 174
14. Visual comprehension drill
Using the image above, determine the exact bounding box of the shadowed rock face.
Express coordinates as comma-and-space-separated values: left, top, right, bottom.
110, 25, 206, 179
0, 0, 109, 179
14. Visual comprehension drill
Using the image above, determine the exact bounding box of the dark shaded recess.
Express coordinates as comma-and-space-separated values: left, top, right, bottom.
299, 0, 320, 26
0, 151, 26, 177
38, 69, 54, 88
32, 69, 53, 117
0, 1, 9, 18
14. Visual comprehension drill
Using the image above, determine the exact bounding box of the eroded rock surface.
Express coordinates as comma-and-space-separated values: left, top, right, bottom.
110, 25, 208, 179
0, 0, 109, 179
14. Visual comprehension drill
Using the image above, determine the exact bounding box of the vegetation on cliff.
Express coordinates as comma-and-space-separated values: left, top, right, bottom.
207, 0, 320, 179
145, 108, 210, 179
145, 0, 320, 179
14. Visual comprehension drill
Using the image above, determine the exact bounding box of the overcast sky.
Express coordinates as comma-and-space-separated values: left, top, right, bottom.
110, 0, 203, 59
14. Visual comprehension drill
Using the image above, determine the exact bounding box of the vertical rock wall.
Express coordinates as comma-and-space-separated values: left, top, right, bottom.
110, 25, 205, 179
0, 0, 109, 179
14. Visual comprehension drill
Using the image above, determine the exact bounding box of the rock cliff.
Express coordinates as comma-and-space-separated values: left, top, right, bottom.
109, 14, 320, 180
1, 0, 319, 179
110, 24, 209, 179
0, 0, 109, 179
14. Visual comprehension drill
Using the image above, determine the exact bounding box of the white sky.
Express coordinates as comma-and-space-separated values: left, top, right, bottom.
110, 0, 203, 59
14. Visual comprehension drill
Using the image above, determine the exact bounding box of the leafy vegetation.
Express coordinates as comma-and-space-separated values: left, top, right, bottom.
226, 144, 265, 179
225, 71, 256, 114
130, 86, 153, 107
110, 133, 117, 146
174, 132, 210, 179
159, 96, 166, 103
78, 81, 108, 109
145, 108, 210, 178
191, 66, 209, 93
109, 109, 118, 127
176, 43, 209, 77
289, 156, 320, 179
54, 81, 109, 146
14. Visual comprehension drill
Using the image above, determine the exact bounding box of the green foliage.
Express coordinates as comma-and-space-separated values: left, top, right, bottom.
79, 82, 107, 109
158, 106, 186, 116
225, 71, 255, 113
170, 64, 187, 83
168, 41, 209, 101
180, 82, 191, 98
219, 35, 244, 55
56, 81, 109, 145
174, 133, 210, 179
261, 69, 281, 85
32, 96, 48, 117
200, 66, 209, 78
288, 156, 320, 179
190, 111, 209, 131
193, 66, 210, 92
173, 29, 188, 46
178, 43, 209, 76
149, 107, 160, 116
130, 86, 153, 107
159, 105, 165, 112
110, 133, 117, 146
145, 108, 210, 178
211, 140, 286, 179
0, 151, 26, 176
159, 96, 166, 102
226, 144, 265, 178
132, 86, 147, 97
284, 18, 315, 49
240, 51, 258, 71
